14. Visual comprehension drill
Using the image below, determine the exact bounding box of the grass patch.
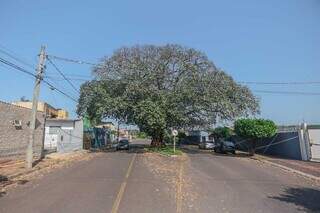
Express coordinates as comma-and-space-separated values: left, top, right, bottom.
145, 145, 182, 156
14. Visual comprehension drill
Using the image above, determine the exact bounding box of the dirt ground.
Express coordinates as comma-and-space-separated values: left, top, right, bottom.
0, 150, 99, 194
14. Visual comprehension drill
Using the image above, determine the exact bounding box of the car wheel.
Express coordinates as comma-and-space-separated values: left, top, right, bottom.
232, 150, 236, 155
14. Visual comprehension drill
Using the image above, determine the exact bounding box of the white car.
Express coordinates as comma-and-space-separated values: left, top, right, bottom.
198, 141, 215, 149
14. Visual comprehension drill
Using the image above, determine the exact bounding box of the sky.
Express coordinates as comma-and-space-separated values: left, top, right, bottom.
0, 0, 319, 125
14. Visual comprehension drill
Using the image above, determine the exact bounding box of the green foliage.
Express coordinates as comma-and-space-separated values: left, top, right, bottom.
136, 131, 148, 139
212, 127, 232, 140
145, 146, 183, 156
177, 131, 187, 139
77, 44, 259, 146
234, 118, 277, 139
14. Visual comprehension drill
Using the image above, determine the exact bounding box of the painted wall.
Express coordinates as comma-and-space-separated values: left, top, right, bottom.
235, 131, 302, 160
45, 119, 83, 153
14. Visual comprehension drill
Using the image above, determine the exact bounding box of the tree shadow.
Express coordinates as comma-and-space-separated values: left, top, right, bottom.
180, 145, 251, 158
0, 175, 8, 182
269, 187, 320, 212
96, 143, 150, 154
0, 191, 6, 197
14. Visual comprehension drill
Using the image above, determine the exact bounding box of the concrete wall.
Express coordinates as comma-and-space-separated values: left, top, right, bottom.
308, 127, 320, 161
0, 101, 45, 159
235, 131, 302, 160
45, 119, 83, 153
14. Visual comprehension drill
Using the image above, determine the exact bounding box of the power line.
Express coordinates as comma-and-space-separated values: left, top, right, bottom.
239, 81, 320, 85
47, 73, 91, 78
47, 54, 98, 66
42, 79, 78, 102
47, 57, 80, 94
45, 75, 90, 82
0, 56, 37, 78
0, 44, 36, 69
0, 56, 78, 103
254, 90, 320, 96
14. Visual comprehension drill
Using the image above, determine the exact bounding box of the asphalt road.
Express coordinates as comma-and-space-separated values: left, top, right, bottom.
182, 147, 320, 213
0, 140, 319, 213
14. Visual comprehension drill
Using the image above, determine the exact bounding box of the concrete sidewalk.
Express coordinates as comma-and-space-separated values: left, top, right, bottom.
253, 154, 320, 180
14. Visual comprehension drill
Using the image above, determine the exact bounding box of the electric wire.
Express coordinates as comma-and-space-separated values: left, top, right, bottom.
47, 57, 80, 94
0, 56, 78, 103
0, 44, 36, 69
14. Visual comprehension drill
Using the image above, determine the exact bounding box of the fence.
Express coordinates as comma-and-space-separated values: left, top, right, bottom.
83, 127, 112, 149
234, 124, 311, 160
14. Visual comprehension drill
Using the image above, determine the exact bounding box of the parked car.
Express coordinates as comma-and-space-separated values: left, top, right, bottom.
214, 140, 236, 154
116, 139, 130, 150
199, 141, 215, 150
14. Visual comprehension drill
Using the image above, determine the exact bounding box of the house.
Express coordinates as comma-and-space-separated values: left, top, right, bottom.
183, 130, 209, 145
0, 101, 45, 159
12, 101, 69, 119
44, 118, 83, 153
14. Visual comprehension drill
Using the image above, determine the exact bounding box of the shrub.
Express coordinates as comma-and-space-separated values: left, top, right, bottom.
234, 118, 277, 155
212, 127, 232, 141
136, 131, 148, 139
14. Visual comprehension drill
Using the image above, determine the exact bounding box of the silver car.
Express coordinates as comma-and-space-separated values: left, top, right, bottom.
198, 141, 215, 150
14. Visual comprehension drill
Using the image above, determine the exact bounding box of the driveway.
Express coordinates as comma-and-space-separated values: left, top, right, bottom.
0, 141, 319, 213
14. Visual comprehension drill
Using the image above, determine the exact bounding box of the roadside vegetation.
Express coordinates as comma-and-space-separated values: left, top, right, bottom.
145, 146, 183, 156
211, 126, 233, 141
77, 44, 259, 148
135, 131, 148, 139
234, 118, 277, 155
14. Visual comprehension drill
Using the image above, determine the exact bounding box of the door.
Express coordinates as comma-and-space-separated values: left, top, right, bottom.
44, 134, 58, 149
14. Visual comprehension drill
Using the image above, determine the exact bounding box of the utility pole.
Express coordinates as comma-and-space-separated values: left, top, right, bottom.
26, 46, 46, 169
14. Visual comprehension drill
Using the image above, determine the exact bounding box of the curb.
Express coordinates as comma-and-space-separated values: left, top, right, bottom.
252, 156, 320, 182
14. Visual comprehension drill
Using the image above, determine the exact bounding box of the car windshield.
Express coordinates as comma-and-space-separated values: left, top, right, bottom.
119, 140, 129, 144
224, 141, 234, 146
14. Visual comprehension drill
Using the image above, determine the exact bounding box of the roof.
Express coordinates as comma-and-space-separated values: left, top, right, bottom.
0, 100, 45, 115
46, 118, 82, 122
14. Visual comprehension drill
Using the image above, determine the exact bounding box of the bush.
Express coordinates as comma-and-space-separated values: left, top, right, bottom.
212, 127, 232, 141
136, 131, 148, 139
234, 118, 277, 155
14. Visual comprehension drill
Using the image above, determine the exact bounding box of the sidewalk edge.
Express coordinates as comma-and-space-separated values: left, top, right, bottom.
252, 156, 320, 182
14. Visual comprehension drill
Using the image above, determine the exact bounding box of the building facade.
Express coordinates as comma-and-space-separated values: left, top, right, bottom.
12, 101, 68, 119
0, 101, 45, 159
44, 119, 83, 153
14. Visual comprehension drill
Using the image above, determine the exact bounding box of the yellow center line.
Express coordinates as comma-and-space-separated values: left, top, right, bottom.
111, 153, 137, 213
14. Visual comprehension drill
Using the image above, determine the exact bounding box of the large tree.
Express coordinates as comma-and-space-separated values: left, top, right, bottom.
77, 44, 259, 147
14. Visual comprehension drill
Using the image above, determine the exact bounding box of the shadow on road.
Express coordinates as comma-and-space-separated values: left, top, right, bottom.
269, 187, 320, 212
0, 175, 8, 183
180, 145, 251, 158
92, 142, 150, 154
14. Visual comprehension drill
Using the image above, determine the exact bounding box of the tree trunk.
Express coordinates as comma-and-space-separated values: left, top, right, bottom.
150, 133, 164, 148
249, 139, 256, 156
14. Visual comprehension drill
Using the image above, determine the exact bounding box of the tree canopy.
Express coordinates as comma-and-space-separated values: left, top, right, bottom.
77, 44, 259, 146
234, 118, 277, 155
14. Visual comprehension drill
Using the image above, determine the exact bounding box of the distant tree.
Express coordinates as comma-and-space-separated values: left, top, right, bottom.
234, 118, 277, 155
20, 96, 30, 102
77, 44, 259, 147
